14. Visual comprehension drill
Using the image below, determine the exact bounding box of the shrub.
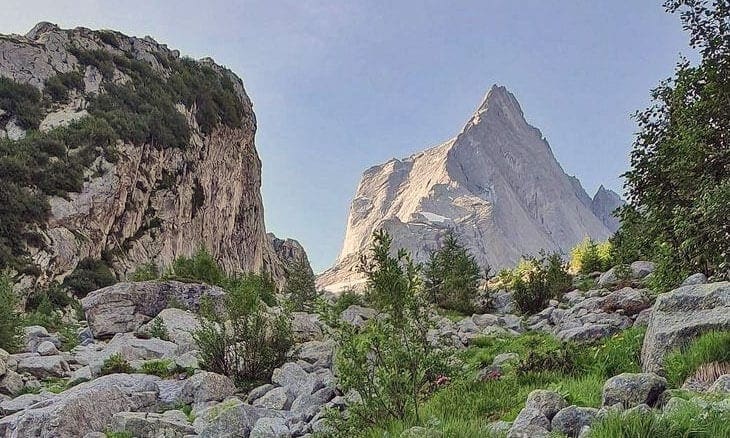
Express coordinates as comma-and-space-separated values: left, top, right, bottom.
130, 262, 159, 281
167, 248, 224, 286
0, 274, 22, 352
63, 258, 116, 297
570, 237, 613, 274
664, 331, 730, 387
148, 317, 170, 341
140, 359, 175, 377
510, 251, 571, 315
424, 231, 483, 314
331, 289, 364, 315
333, 230, 451, 431
0, 77, 43, 129
44, 71, 85, 103
193, 275, 293, 388
284, 257, 318, 312
100, 353, 133, 375
25, 283, 72, 312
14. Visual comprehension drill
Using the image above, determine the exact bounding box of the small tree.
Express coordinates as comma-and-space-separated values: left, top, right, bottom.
335, 230, 450, 430
284, 257, 318, 312
0, 274, 22, 352
423, 231, 482, 314
512, 251, 572, 315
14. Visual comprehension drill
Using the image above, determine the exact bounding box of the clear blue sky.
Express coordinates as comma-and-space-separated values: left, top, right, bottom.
1, 1, 694, 271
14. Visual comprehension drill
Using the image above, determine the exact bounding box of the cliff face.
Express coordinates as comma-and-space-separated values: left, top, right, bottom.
319, 85, 615, 292
590, 185, 625, 233
0, 23, 301, 286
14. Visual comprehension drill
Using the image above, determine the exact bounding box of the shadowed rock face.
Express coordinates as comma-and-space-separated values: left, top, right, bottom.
319, 85, 614, 292
0, 22, 305, 286
591, 185, 625, 233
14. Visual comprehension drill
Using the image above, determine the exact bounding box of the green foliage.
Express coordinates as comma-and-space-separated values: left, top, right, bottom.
130, 262, 159, 281
193, 275, 293, 388
140, 359, 175, 377
333, 230, 451, 432
0, 273, 22, 352
284, 257, 318, 312
25, 282, 73, 312
63, 258, 116, 297
148, 317, 170, 341
44, 71, 85, 103
167, 248, 225, 286
100, 353, 133, 375
512, 251, 571, 315
0, 76, 43, 129
616, 1, 730, 290
569, 238, 613, 274
579, 326, 646, 378
424, 231, 483, 314
331, 289, 364, 315
589, 403, 729, 438
664, 331, 730, 387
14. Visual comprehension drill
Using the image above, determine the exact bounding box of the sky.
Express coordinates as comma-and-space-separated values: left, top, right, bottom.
1, 1, 695, 271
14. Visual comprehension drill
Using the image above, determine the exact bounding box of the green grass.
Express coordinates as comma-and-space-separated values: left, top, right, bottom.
664, 331, 730, 387
436, 307, 470, 323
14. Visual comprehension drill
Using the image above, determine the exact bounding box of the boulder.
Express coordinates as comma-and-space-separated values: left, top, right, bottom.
630, 261, 655, 279
599, 288, 651, 316
23, 326, 60, 353
291, 312, 324, 342
193, 397, 281, 437
602, 373, 667, 408
0, 392, 52, 415
294, 340, 335, 367
681, 273, 708, 287
641, 282, 730, 373
78, 333, 178, 376
0, 373, 160, 437
271, 362, 319, 398
551, 405, 598, 438
492, 290, 516, 314
81, 281, 226, 338
137, 308, 201, 353
557, 323, 618, 343
250, 417, 291, 438
110, 410, 195, 437
508, 390, 567, 438
16, 354, 70, 379
340, 305, 377, 327
36, 341, 60, 356
0, 370, 24, 396
180, 371, 236, 405
252, 387, 291, 410
709, 374, 730, 393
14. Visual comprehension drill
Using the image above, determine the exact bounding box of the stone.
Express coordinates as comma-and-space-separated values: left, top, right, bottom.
487, 420, 512, 435
138, 308, 201, 353
599, 287, 651, 315
79, 332, 178, 376
0, 392, 52, 415
508, 390, 567, 438
400, 426, 443, 437
557, 323, 617, 343
294, 339, 335, 367
193, 397, 280, 437
82, 281, 226, 338
681, 273, 708, 287
252, 386, 291, 410
551, 405, 598, 437
16, 354, 70, 378
629, 261, 655, 279
110, 410, 195, 437
247, 383, 275, 404
0, 373, 160, 437
339, 305, 377, 327
641, 282, 730, 373
492, 352, 519, 367
36, 341, 60, 356
0, 370, 24, 396
492, 290, 516, 314
709, 374, 730, 393
317, 85, 615, 292
272, 362, 319, 398
602, 373, 667, 408
291, 312, 324, 342
250, 417, 291, 438
180, 371, 236, 405
175, 351, 201, 369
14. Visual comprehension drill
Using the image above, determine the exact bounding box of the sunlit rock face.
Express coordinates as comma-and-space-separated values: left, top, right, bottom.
319, 85, 614, 292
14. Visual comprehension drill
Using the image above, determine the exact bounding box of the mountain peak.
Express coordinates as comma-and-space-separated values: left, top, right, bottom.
475, 84, 522, 115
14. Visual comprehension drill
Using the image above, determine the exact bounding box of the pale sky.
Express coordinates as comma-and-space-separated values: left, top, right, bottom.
1, 1, 694, 271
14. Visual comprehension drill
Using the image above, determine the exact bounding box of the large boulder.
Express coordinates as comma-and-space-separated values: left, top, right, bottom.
180, 371, 236, 405
0, 373, 160, 437
641, 282, 730, 373
508, 390, 567, 438
110, 410, 195, 437
291, 312, 324, 342
16, 354, 70, 379
599, 287, 651, 316
137, 308, 202, 353
81, 281, 226, 338
602, 373, 667, 408
193, 397, 281, 437
551, 406, 598, 438
76, 333, 178, 376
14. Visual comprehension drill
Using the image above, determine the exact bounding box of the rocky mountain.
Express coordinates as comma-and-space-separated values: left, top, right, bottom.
590, 185, 625, 233
319, 85, 618, 292
0, 22, 306, 287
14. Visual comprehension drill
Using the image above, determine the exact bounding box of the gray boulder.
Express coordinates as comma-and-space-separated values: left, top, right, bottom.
641, 282, 730, 373
110, 410, 195, 437
340, 305, 377, 327
78, 333, 178, 376
551, 405, 598, 437
681, 273, 708, 287
709, 374, 730, 393
193, 397, 281, 437
36, 341, 60, 356
0, 392, 52, 415
16, 354, 70, 378
630, 261, 655, 279
137, 308, 201, 353
291, 312, 324, 342
0, 369, 23, 396
81, 281, 226, 338
508, 390, 567, 438
180, 371, 236, 405
599, 287, 651, 316
0, 373, 160, 437
252, 386, 291, 410
602, 372, 667, 408
250, 417, 291, 438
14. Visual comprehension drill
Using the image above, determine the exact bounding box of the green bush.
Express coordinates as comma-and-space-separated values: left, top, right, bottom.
167, 248, 225, 286
0, 274, 22, 352
0, 77, 43, 129
100, 353, 133, 375
332, 230, 451, 432
193, 275, 293, 388
589, 404, 729, 438
284, 257, 318, 312
570, 237, 613, 274
63, 258, 116, 297
148, 317, 170, 341
140, 359, 175, 377
511, 252, 571, 315
25, 283, 73, 312
424, 231, 483, 314
44, 71, 85, 103
331, 289, 364, 315
130, 262, 160, 281
664, 331, 730, 387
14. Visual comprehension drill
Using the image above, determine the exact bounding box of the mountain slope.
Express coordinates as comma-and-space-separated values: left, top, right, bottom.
319, 85, 614, 291
0, 22, 305, 287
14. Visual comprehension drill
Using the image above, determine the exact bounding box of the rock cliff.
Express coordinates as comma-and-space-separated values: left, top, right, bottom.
319, 85, 617, 292
0, 23, 305, 286
590, 185, 625, 233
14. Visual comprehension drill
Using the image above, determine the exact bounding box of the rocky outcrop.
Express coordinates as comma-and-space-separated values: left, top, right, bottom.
641, 281, 730, 373
590, 185, 625, 233
319, 85, 615, 292
0, 22, 305, 287
269, 233, 313, 281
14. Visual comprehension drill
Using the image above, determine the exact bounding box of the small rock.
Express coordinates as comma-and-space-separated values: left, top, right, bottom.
680, 273, 708, 287
252, 387, 291, 410
250, 416, 291, 438
602, 373, 667, 408
400, 426, 443, 437
551, 405, 598, 438
709, 374, 730, 393
180, 371, 236, 405
36, 341, 60, 356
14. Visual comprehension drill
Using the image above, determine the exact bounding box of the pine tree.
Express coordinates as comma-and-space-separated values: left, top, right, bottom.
424, 231, 482, 314
284, 257, 318, 312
